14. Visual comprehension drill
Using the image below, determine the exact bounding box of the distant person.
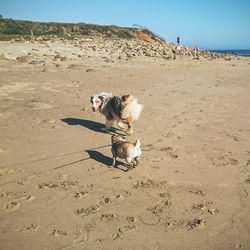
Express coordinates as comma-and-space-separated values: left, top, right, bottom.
177, 36, 180, 45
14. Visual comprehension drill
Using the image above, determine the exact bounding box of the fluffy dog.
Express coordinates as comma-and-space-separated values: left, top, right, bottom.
111, 135, 141, 171
90, 92, 143, 135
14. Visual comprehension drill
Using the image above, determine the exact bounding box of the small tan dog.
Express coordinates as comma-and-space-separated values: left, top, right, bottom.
111, 135, 141, 171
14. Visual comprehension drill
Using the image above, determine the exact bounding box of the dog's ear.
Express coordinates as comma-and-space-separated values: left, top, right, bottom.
121, 95, 130, 101
99, 95, 106, 101
90, 95, 93, 102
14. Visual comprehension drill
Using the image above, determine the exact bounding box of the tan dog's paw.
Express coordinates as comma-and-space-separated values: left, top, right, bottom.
127, 128, 134, 135
117, 121, 125, 129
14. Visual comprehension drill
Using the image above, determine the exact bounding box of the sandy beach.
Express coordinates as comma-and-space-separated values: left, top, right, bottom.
0, 39, 250, 250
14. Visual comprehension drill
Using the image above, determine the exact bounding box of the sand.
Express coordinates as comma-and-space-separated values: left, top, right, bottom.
0, 40, 250, 250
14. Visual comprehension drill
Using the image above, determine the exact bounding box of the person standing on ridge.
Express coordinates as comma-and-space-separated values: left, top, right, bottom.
177, 36, 180, 45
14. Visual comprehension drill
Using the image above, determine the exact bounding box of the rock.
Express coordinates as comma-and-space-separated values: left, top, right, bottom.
17, 55, 32, 63
29, 60, 44, 65
0, 53, 10, 60
86, 68, 95, 72
60, 56, 68, 61
68, 64, 84, 69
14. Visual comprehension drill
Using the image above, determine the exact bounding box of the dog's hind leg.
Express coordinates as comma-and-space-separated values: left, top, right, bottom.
134, 157, 140, 166
125, 157, 134, 171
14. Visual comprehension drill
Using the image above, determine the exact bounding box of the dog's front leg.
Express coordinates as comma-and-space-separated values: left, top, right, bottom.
112, 156, 117, 167
125, 157, 134, 171
117, 120, 125, 130
135, 157, 140, 166
105, 119, 113, 129
101, 119, 113, 132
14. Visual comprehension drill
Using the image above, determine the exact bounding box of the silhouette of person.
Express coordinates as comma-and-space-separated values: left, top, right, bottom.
177, 36, 180, 45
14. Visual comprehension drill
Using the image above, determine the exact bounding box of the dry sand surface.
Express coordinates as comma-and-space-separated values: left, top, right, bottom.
0, 40, 250, 250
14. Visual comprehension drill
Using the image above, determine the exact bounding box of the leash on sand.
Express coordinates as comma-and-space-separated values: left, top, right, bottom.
0, 144, 112, 186
53, 144, 112, 170
0, 144, 112, 169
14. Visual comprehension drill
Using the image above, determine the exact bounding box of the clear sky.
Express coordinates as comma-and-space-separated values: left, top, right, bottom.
1, 0, 250, 49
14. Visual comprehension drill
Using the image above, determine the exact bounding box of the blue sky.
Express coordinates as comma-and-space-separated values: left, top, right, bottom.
1, 0, 250, 49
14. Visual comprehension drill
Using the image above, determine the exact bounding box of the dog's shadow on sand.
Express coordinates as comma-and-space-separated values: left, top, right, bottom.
86, 150, 127, 171
61, 118, 125, 135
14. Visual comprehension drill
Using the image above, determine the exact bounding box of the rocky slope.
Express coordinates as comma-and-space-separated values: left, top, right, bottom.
0, 18, 159, 41
0, 18, 235, 61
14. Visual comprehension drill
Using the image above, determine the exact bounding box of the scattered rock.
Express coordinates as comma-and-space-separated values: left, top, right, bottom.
68, 64, 84, 69
86, 68, 95, 72
0, 53, 10, 60
17, 55, 32, 63
187, 218, 206, 230
29, 60, 44, 65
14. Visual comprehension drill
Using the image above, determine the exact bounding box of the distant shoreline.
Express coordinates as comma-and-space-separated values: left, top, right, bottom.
208, 49, 250, 57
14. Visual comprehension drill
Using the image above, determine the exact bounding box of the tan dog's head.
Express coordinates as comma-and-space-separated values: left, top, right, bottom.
90, 92, 112, 112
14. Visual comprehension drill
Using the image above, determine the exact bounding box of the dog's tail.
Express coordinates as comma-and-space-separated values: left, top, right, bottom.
121, 95, 143, 120
134, 139, 141, 149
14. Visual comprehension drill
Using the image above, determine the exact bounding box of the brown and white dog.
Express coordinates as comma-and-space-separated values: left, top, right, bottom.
111, 135, 141, 171
90, 92, 143, 135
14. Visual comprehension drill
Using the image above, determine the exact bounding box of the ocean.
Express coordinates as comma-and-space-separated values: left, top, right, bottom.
209, 49, 250, 56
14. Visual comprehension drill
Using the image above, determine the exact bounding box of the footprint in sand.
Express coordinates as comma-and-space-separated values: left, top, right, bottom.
189, 189, 206, 197
28, 195, 36, 200
139, 210, 160, 226
132, 178, 167, 189
127, 216, 137, 223
204, 147, 239, 167
26, 101, 52, 110
160, 147, 178, 159
76, 204, 100, 216
3, 201, 20, 211
2, 194, 36, 212
72, 191, 89, 199
73, 229, 88, 246
49, 229, 68, 237
244, 176, 250, 184
37, 178, 78, 190
17, 224, 41, 232
0, 167, 23, 176
111, 224, 136, 240
147, 198, 171, 218
0, 191, 26, 199
187, 218, 206, 230
75, 196, 112, 216
100, 213, 117, 222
